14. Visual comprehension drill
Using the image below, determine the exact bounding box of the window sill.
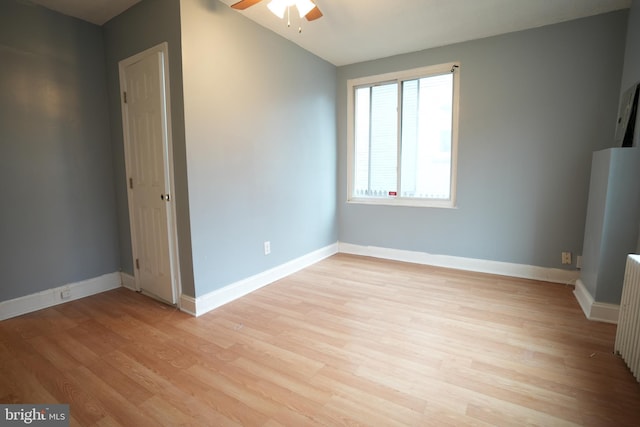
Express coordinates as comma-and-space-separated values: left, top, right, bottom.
347, 197, 457, 209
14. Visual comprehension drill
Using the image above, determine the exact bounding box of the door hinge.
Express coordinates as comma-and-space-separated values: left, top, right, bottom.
123, 91, 127, 103
135, 258, 140, 269
129, 177, 133, 189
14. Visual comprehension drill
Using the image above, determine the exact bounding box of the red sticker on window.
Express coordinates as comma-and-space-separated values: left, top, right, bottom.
388, 191, 397, 196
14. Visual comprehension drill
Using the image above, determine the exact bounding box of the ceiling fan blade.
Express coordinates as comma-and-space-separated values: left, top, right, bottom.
305, 5, 323, 21
230, 0, 263, 10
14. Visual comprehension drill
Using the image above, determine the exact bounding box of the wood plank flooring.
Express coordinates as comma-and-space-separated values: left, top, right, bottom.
1, 254, 639, 426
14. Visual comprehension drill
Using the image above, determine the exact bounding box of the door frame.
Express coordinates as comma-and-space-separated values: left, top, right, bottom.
118, 42, 182, 306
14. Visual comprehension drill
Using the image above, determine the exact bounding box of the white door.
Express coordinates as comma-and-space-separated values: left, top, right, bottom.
120, 44, 179, 305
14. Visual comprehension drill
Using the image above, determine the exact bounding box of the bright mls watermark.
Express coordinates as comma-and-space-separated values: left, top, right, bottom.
1, 405, 68, 426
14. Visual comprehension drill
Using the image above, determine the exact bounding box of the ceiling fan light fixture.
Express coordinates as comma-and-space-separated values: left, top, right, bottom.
294, 0, 315, 18
267, 0, 315, 19
267, 0, 287, 18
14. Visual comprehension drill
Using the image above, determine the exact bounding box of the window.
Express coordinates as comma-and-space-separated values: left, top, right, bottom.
347, 62, 459, 208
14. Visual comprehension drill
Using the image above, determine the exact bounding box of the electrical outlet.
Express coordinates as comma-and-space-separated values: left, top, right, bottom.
60, 287, 71, 299
561, 252, 572, 265
576, 255, 583, 269
264, 241, 271, 255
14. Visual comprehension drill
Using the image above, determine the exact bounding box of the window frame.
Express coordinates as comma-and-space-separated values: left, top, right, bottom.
346, 62, 460, 208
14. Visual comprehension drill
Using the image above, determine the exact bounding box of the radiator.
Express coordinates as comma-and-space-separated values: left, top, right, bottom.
615, 254, 640, 381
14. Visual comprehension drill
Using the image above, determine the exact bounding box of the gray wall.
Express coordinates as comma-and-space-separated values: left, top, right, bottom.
337, 11, 628, 270
621, 0, 640, 96
581, 148, 640, 303
619, 0, 640, 252
180, 0, 337, 297
0, 0, 119, 301
594, 149, 640, 302
103, 0, 195, 297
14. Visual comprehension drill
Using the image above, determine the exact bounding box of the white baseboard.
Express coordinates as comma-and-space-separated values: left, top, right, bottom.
0, 272, 122, 321
185, 243, 338, 317
179, 295, 197, 316
120, 272, 136, 291
573, 279, 594, 318
573, 279, 619, 324
338, 242, 580, 285
590, 302, 619, 324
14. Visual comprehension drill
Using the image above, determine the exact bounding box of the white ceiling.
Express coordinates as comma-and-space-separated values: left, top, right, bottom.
29, 0, 631, 66
28, 0, 142, 25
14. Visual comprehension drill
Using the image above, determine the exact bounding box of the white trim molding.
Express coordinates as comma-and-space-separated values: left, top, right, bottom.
339, 242, 580, 285
179, 295, 197, 317
573, 279, 620, 324
0, 272, 122, 321
573, 279, 593, 318
120, 272, 136, 291
184, 243, 338, 317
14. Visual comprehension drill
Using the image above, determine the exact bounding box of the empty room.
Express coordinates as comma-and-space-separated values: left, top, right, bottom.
1, 0, 640, 425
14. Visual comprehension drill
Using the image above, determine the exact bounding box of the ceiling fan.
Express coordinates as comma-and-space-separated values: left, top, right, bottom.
231, 0, 323, 22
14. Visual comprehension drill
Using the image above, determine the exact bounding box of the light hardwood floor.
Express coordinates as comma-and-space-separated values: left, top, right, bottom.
1, 254, 639, 426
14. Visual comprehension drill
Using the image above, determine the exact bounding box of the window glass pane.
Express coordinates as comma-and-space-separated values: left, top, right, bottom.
354, 87, 370, 196
370, 84, 398, 196
401, 80, 419, 195
401, 73, 453, 199
354, 83, 398, 197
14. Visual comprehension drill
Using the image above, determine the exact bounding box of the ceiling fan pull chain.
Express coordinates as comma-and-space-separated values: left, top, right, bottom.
287, 6, 291, 27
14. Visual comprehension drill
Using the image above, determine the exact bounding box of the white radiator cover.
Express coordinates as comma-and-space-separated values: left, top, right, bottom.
615, 254, 640, 382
